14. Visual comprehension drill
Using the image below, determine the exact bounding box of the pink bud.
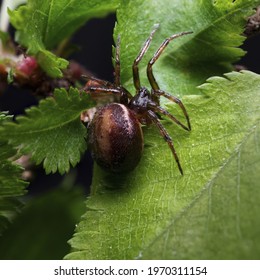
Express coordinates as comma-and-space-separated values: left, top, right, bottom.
16, 56, 38, 77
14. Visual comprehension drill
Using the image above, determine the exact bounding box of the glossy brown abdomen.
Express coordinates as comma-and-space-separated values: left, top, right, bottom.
88, 103, 144, 173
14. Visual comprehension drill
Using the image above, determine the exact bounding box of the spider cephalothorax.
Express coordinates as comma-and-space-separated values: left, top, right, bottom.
84, 25, 192, 174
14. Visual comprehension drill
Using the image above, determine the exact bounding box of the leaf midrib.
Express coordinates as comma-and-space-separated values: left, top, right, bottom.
12, 112, 82, 136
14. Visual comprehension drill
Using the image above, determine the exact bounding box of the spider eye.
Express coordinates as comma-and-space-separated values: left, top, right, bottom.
140, 87, 150, 96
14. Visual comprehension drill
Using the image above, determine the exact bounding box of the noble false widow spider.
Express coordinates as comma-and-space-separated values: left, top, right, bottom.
84, 24, 192, 174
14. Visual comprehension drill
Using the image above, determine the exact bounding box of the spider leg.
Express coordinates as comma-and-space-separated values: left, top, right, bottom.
153, 89, 191, 130
147, 31, 193, 90
148, 101, 189, 131
114, 35, 121, 86
84, 86, 132, 105
132, 24, 160, 91
82, 75, 114, 88
84, 86, 122, 97
147, 110, 184, 175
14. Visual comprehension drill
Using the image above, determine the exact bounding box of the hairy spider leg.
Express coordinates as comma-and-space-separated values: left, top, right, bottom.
147, 110, 184, 175
132, 24, 160, 91
147, 31, 193, 90
114, 35, 121, 86
153, 89, 191, 130
148, 101, 189, 131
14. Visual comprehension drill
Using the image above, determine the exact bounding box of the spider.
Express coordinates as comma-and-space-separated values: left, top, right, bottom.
84, 25, 192, 174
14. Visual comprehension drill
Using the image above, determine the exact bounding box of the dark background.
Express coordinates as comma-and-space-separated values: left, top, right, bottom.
0, 12, 260, 196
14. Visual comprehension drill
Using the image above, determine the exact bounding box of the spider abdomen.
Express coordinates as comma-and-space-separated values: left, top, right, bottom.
88, 103, 144, 173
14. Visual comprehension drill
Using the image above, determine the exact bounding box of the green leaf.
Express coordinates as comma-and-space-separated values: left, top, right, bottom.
141, 124, 260, 259
8, 0, 118, 77
65, 71, 260, 259
0, 185, 85, 259
0, 112, 28, 236
1, 88, 95, 174
36, 49, 69, 78
64, 0, 260, 259
114, 0, 259, 96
